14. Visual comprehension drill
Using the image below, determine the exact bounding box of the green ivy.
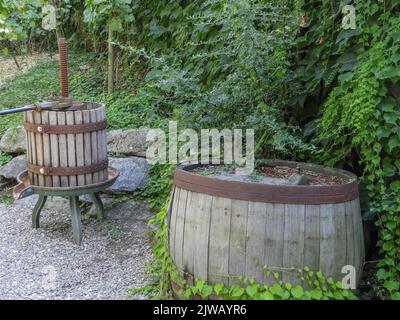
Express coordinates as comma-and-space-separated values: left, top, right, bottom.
135, 163, 174, 210
314, 2, 400, 300
0, 153, 12, 166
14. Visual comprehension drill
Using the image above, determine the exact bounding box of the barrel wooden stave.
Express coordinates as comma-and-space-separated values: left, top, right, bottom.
169, 187, 364, 287
24, 103, 108, 188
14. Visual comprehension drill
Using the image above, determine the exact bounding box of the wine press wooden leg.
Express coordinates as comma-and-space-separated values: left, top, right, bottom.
69, 196, 82, 245
90, 192, 104, 221
32, 194, 47, 228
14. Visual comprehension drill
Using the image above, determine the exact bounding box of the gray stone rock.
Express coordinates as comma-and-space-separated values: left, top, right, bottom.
288, 173, 310, 185
0, 126, 26, 154
107, 157, 149, 193
107, 128, 150, 157
0, 155, 27, 180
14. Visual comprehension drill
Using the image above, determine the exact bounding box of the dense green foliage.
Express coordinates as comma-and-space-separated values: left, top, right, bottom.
1, 0, 400, 300
141, 0, 313, 159
295, 0, 400, 299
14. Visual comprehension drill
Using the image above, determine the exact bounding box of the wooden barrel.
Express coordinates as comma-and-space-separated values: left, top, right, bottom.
23, 102, 108, 188
168, 160, 364, 287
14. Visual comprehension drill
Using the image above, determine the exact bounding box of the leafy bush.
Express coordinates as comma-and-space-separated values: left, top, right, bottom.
105, 91, 166, 129
141, 0, 313, 160
135, 163, 174, 210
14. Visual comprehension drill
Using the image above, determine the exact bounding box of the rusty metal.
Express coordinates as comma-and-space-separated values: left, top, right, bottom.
23, 119, 107, 134
173, 160, 359, 205
13, 167, 119, 200
0, 102, 57, 116
27, 160, 108, 176
58, 37, 69, 98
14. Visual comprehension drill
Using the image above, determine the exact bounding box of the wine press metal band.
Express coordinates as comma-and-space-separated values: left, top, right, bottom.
23, 120, 107, 134
28, 160, 108, 176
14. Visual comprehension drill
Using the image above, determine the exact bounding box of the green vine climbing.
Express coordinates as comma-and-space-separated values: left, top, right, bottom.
316, 3, 400, 299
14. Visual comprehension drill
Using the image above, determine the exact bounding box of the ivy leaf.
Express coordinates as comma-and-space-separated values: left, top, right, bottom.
201, 285, 213, 298
184, 288, 192, 299
109, 17, 122, 32
388, 135, 400, 151
337, 52, 357, 72
269, 284, 284, 297
338, 72, 353, 82
376, 126, 391, 139
230, 285, 244, 297
382, 164, 396, 177
310, 289, 322, 300
245, 285, 258, 297
391, 180, 400, 190
384, 280, 400, 292
383, 113, 398, 125
260, 292, 274, 300
335, 28, 362, 44
195, 280, 205, 292
383, 242, 393, 251
392, 31, 400, 42
291, 285, 304, 299
214, 283, 224, 295
376, 66, 400, 79
391, 292, 400, 300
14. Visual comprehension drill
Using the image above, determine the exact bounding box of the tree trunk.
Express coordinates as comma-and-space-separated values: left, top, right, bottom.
107, 24, 114, 94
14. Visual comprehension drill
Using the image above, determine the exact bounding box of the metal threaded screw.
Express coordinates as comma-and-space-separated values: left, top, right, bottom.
58, 38, 69, 98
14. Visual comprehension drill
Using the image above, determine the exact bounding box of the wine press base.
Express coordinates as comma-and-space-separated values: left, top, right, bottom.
13, 167, 119, 245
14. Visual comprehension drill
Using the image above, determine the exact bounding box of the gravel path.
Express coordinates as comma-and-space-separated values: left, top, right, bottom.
0, 198, 153, 299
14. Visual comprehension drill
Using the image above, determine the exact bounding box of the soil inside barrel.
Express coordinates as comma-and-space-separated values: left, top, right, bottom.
189, 164, 348, 186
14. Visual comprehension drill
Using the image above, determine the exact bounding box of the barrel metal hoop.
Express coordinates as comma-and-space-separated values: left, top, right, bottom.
173, 162, 360, 205
27, 160, 108, 176
23, 120, 107, 134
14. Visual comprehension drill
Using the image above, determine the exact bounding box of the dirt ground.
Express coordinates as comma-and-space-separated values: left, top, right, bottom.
0, 53, 56, 86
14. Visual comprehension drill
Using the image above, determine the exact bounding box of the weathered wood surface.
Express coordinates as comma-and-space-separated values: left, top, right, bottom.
33, 111, 44, 187
83, 109, 92, 185
49, 111, 60, 187
74, 110, 85, 186
90, 108, 99, 184
228, 199, 248, 286
57, 111, 68, 187
66, 111, 77, 187
264, 203, 285, 284
169, 188, 364, 286
24, 104, 108, 188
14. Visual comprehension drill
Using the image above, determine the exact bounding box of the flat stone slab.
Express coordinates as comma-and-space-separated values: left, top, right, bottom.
107, 128, 150, 157
107, 157, 149, 194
